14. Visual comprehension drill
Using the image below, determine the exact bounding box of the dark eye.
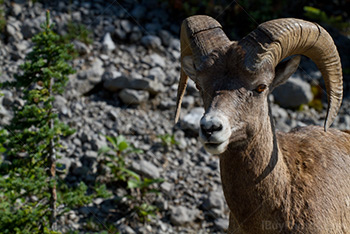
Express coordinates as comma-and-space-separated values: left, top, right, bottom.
255, 84, 267, 93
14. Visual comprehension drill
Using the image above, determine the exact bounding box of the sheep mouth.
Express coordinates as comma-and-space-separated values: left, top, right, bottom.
205, 142, 223, 147
203, 140, 229, 154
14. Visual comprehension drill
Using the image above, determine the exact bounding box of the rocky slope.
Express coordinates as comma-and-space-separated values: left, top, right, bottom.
1, 1, 350, 233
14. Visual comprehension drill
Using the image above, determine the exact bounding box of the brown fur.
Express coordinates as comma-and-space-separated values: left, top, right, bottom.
223, 125, 350, 233
192, 44, 350, 233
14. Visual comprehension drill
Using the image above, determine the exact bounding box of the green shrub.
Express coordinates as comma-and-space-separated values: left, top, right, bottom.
0, 11, 91, 233
304, 6, 350, 32
61, 20, 93, 45
99, 135, 164, 222
0, 0, 5, 32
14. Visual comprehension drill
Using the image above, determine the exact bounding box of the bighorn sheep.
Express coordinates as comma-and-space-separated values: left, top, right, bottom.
175, 16, 350, 233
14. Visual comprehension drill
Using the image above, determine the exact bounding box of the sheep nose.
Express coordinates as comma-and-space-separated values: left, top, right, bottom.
200, 116, 223, 139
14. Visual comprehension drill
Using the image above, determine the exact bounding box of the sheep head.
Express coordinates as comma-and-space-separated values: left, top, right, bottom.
175, 16, 343, 155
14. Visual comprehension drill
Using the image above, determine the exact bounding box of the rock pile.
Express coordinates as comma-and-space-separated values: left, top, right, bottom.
1, 0, 350, 233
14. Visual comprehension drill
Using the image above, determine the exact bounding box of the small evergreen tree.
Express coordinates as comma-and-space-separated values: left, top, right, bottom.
0, 11, 78, 233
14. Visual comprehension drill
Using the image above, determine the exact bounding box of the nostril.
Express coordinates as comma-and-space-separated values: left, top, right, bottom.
200, 121, 223, 138
211, 123, 223, 132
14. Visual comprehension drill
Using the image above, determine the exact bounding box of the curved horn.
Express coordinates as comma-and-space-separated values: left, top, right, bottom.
239, 18, 342, 131
175, 15, 231, 123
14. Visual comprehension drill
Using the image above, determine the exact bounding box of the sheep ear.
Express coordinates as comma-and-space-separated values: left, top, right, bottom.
182, 56, 197, 80
271, 56, 301, 90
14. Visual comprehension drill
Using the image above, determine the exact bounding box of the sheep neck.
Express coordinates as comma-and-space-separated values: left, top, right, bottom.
219, 107, 291, 229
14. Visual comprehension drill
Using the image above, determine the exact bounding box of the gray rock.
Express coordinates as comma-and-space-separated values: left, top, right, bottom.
273, 75, 313, 108
182, 96, 195, 108
141, 35, 162, 50
21, 17, 42, 39
158, 220, 170, 232
203, 191, 224, 210
131, 5, 147, 19
67, 210, 78, 222
72, 166, 89, 176
11, 3, 22, 16
78, 58, 104, 84
78, 206, 99, 215
104, 75, 165, 94
90, 58, 104, 80
0, 103, 12, 125
170, 24, 180, 34
54, 95, 69, 115
271, 104, 288, 119
145, 23, 161, 33
85, 150, 98, 159
182, 107, 205, 133
160, 181, 173, 196
68, 77, 94, 95
131, 77, 165, 94
103, 76, 132, 91
7, 20, 23, 40
174, 130, 187, 149
215, 218, 229, 231
129, 27, 143, 42
102, 70, 122, 81
117, 224, 136, 234
170, 206, 199, 226
158, 30, 172, 47
1, 90, 14, 107
339, 115, 350, 129
275, 119, 292, 132
102, 32, 116, 51
80, 130, 92, 143
120, 19, 133, 34
118, 89, 149, 105
91, 137, 107, 151
6, 23, 17, 38
159, 99, 176, 110
149, 53, 165, 67
71, 11, 82, 22
72, 40, 91, 55
149, 67, 166, 82
169, 38, 180, 51
73, 138, 82, 147
57, 156, 72, 174
14, 40, 30, 52
107, 109, 119, 121
115, 28, 127, 40
132, 160, 160, 179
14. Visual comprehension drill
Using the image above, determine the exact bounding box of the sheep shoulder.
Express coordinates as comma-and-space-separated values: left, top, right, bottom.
276, 125, 350, 231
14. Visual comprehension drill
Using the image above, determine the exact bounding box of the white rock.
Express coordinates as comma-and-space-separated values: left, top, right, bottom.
149, 67, 166, 81
132, 160, 160, 179
102, 32, 116, 51
149, 53, 165, 67
170, 206, 199, 226
182, 107, 205, 133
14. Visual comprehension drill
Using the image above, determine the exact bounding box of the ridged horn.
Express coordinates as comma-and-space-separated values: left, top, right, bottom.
238, 18, 343, 131
175, 15, 231, 123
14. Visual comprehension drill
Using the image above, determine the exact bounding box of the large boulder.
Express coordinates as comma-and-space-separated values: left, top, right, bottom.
273, 75, 313, 108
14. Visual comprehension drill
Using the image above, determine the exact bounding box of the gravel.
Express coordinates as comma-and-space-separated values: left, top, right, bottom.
1, 1, 350, 233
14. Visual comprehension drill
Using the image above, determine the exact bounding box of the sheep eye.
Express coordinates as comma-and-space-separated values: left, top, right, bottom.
255, 84, 267, 93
